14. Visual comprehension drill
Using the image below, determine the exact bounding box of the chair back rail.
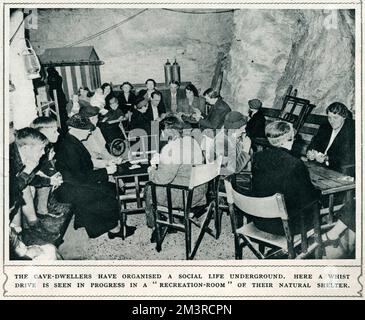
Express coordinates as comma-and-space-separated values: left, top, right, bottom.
224, 179, 288, 220
224, 179, 322, 259
151, 157, 223, 259
189, 156, 223, 189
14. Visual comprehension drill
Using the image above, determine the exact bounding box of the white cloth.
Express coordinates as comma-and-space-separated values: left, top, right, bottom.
159, 136, 203, 166
82, 127, 114, 165
324, 124, 344, 154
151, 105, 159, 120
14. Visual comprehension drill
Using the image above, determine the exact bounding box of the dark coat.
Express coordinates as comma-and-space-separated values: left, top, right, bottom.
145, 100, 166, 121
130, 109, 152, 134
118, 91, 137, 113
308, 119, 355, 174
199, 98, 231, 129
9, 143, 29, 219
246, 108, 266, 139
161, 89, 185, 113
54, 133, 119, 238
178, 96, 206, 115
251, 147, 319, 235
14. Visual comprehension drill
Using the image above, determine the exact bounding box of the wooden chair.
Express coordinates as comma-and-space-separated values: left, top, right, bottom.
36, 87, 61, 128
279, 86, 315, 133
151, 156, 223, 260
115, 170, 149, 240
224, 179, 323, 259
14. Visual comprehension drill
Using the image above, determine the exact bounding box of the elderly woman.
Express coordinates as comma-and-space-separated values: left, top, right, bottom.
251, 121, 319, 236
54, 114, 135, 239
145, 116, 207, 241
307, 102, 355, 175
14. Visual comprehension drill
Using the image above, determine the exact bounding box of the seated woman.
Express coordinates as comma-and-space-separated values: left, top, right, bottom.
67, 86, 93, 116
251, 121, 320, 236
145, 116, 207, 241
79, 104, 123, 168
99, 97, 127, 144
179, 83, 206, 123
101, 82, 115, 110
307, 102, 355, 176
137, 78, 158, 102
118, 81, 136, 114
54, 114, 135, 239
130, 98, 153, 134
90, 88, 107, 115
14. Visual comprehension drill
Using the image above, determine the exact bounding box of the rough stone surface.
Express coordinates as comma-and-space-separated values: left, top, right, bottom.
29, 9, 234, 92
222, 9, 355, 115
273, 10, 355, 115
222, 10, 298, 114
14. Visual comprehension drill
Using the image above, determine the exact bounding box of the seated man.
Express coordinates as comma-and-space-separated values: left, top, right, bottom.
199, 88, 231, 130
9, 127, 58, 249
307, 102, 355, 176
162, 80, 185, 114
30, 116, 64, 218
246, 98, 266, 139
251, 121, 320, 236
146, 91, 166, 121
207, 111, 252, 176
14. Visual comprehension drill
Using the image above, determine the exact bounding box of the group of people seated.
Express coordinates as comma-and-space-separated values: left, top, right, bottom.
9, 74, 356, 260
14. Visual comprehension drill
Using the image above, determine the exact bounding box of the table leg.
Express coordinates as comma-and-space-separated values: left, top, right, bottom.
328, 194, 334, 224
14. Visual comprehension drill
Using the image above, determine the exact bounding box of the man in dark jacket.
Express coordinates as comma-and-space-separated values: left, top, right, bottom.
307, 102, 355, 176
251, 121, 319, 236
145, 91, 166, 121
200, 88, 231, 129
161, 80, 185, 113
246, 98, 266, 139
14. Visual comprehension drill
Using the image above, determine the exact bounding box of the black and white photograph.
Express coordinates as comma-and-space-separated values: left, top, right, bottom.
1, 0, 364, 299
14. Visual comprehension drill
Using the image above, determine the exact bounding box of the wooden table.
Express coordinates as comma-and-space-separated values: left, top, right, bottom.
113, 162, 149, 239
306, 161, 355, 223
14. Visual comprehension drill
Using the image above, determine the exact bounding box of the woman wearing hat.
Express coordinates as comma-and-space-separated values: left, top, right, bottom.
130, 98, 153, 134
54, 114, 136, 239
246, 98, 266, 140
207, 111, 252, 176
78, 104, 120, 168
118, 81, 137, 114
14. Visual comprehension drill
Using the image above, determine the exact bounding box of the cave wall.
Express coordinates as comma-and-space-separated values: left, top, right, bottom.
29, 9, 234, 94
222, 9, 355, 115
273, 10, 355, 115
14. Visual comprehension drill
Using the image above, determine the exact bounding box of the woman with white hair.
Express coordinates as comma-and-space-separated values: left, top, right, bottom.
251, 120, 319, 236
